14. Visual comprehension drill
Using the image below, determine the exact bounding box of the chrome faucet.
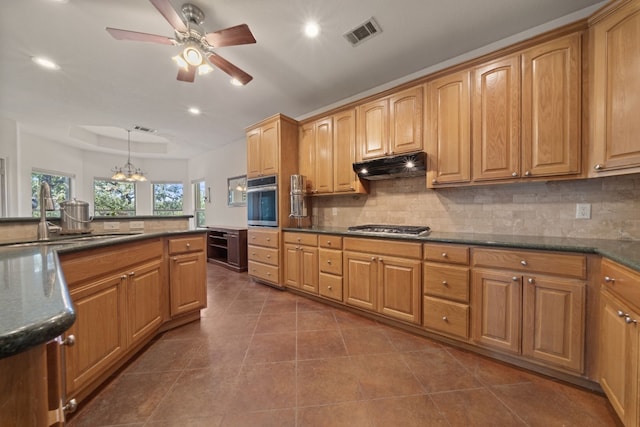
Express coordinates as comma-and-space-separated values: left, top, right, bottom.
37, 181, 55, 240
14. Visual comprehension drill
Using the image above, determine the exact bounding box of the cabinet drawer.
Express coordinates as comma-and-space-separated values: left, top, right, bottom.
424, 243, 470, 265
319, 273, 343, 301
423, 296, 469, 339
344, 238, 421, 259
284, 232, 318, 246
248, 261, 279, 283
248, 245, 279, 266
319, 248, 342, 275
601, 258, 640, 312
319, 235, 343, 249
248, 229, 279, 248
424, 263, 469, 303
168, 235, 205, 255
472, 248, 586, 279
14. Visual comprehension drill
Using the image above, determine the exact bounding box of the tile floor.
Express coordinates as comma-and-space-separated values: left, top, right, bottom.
68, 264, 623, 427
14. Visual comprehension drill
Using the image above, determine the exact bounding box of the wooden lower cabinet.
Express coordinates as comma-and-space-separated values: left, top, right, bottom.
284, 243, 318, 293
248, 228, 281, 286
169, 252, 206, 316
343, 238, 422, 324
471, 248, 586, 373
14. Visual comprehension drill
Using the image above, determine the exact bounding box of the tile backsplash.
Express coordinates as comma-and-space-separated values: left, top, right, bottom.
312, 174, 640, 241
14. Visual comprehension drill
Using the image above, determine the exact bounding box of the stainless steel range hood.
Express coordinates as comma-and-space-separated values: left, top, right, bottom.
352, 151, 426, 181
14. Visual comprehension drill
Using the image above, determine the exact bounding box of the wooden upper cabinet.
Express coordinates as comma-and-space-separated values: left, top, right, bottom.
427, 71, 471, 187
358, 85, 423, 160
315, 117, 334, 193
333, 109, 360, 193
299, 123, 315, 191
472, 55, 521, 182
589, 0, 640, 176
246, 119, 280, 178
522, 33, 581, 177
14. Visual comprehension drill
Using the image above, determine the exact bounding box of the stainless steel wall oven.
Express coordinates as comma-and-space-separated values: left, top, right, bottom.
247, 175, 278, 227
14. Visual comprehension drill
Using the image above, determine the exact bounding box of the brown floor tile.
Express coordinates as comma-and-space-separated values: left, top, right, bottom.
187, 334, 253, 369
297, 401, 374, 427
261, 298, 298, 314
430, 388, 526, 426
145, 416, 223, 427
297, 310, 338, 331
244, 332, 297, 364
333, 309, 379, 329
297, 357, 363, 406
297, 297, 332, 312
382, 327, 442, 352
205, 313, 259, 337
447, 347, 539, 386
220, 408, 295, 427
351, 353, 424, 398
297, 330, 348, 360
149, 365, 240, 422
68, 371, 180, 427
224, 298, 265, 315
402, 349, 482, 392
341, 326, 395, 355
124, 338, 202, 373
254, 312, 297, 334
367, 394, 449, 427
492, 381, 620, 427
228, 361, 296, 411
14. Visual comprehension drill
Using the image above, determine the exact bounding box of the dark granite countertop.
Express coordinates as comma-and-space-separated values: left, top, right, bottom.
283, 227, 640, 272
0, 229, 206, 359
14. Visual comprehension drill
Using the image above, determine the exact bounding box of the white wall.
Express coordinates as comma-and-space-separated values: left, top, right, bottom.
0, 118, 19, 216
188, 137, 247, 228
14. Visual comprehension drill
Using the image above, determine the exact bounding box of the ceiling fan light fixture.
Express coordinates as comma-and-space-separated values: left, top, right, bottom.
197, 63, 213, 75
172, 54, 188, 70
183, 46, 203, 66
230, 78, 243, 86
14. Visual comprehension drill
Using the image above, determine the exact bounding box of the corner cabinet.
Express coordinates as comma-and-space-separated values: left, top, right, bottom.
343, 237, 422, 325
589, 0, 640, 176
357, 85, 423, 160
246, 113, 299, 179
168, 235, 207, 317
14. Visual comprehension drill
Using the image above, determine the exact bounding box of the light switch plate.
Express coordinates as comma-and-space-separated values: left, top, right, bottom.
104, 222, 120, 230
576, 203, 591, 219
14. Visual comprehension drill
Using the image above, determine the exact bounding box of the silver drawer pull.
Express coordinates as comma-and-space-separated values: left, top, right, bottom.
625, 316, 638, 325
442, 316, 448, 322
441, 252, 447, 258
327, 286, 332, 290
327, 260, 332, 265
617, 310, 627, 318
441, 280, 448, 286
520, 260, 527, 266
60, 335, 76, 347
527, 278, 535, 284
604, 276, 615, 284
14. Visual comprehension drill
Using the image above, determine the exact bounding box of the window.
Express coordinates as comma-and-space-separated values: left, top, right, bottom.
153, 183, 183, 216
94, 179, 136, 216
193, 181, 206, 227
31, 170, 72, 218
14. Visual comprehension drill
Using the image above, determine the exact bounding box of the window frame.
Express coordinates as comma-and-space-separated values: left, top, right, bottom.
152, 182, 184, 216
193, 180, 206, 227
31, 169, 73, 218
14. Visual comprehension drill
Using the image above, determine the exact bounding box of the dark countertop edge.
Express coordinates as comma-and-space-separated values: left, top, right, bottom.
282, 227, 640, 272
0, 215, 193, 224
0, 229, 205, 359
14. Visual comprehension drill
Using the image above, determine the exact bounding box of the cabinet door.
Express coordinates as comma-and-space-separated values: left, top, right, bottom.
315, 117, 334, 193
126, 260, 163, 347
600, 291, 639, 427
246, 128, 262, 178
169, 252, 206, 316
260, 121, 279, 176
300, 246, 319, 294
472, 56, 521, 181
344, 251, 378, 311
358, 99, 389, 160
65, 274, 126, 397
471, 270, 521, 354
333, 109, 358, 193
389, 86, 423, 155
590, 1, 640, 174
522, 33, 581, 177
284, 243, 301, 288
427, 71, 471, 186
522, 275, 585, 372
299, 123, 315, 191
378, 256, 421, 324
227, 233, 240, 266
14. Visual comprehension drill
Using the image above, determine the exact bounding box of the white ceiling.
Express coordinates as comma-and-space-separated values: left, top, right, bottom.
0, 0, 605, 159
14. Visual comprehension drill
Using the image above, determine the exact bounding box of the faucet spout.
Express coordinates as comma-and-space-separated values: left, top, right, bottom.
37, 181, 55, 240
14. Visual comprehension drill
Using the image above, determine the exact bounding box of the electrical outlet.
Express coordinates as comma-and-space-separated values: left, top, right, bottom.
104, 222, 120, 230
332, 207, 338, 217
130, 221, 144, 229
575, 203, 591, 219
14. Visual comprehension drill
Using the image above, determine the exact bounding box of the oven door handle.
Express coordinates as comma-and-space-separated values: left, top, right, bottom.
246, 185, 278, 193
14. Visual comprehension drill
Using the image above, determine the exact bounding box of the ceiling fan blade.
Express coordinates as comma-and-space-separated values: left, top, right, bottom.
208, 53, 253, 85
106, 28, 174, 45
177, 65, 196, 83
149, 0, 187, 32
205, 24, 256, 47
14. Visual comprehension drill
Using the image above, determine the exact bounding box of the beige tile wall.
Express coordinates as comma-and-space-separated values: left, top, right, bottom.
312, 174, 640, 241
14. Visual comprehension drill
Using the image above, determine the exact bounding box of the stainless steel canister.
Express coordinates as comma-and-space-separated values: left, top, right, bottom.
59, 198, 92, 233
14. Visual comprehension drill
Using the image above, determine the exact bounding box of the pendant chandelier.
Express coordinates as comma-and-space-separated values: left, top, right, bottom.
111, 130, 147, 182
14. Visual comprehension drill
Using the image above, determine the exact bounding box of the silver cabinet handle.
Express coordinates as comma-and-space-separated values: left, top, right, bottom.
371, 257, 376, 261
594, 164, 603, 171
511, 172, 518, 177
441, 252, 447, 258
121, 274, 128, 280
618, 310, 627, 318
327, 286, 333, 290
327, 241, 332, 246
625, 316, 638, 325
520, 260, 528, 266
524, 171, 531, 177
186, 243, 191, 248
60, 335, 75, 347
512, 276, 519, 282
129, 272, 135, 277
63, 399, 78, 414
527, 278, 535, 284
327, 259, 332, 265
604, 276, 615, 284
442, 316, 448, 322
441, 280, 448, 286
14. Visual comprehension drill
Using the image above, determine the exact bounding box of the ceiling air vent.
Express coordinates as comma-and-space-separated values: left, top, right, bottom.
133, 125, 157, 133
343, 17, 382, 47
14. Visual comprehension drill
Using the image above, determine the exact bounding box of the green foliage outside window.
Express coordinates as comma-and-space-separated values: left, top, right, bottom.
194, 181, 206, 227
31, 172, 71, 218
94, 179, 136, 216
153, 183, 183, 216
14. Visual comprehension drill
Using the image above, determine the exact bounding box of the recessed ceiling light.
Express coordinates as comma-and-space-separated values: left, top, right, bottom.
188, 107, 201, 115
230, 78, 243, 86
304, 21, 320, 38
31, 56, 60, 70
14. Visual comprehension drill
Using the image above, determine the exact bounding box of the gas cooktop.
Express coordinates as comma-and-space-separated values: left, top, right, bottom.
347, 224, 431, 236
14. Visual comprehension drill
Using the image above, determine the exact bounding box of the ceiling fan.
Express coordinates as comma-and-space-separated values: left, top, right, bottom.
106, 0, 256, 85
